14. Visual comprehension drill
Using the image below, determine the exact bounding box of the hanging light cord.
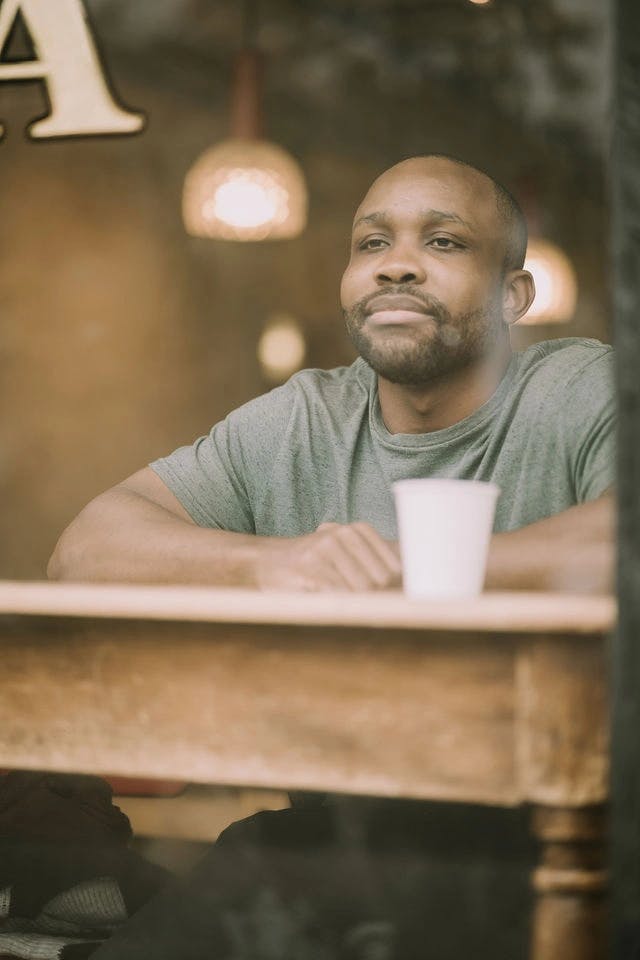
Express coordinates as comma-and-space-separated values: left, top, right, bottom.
242, 0, 259, 49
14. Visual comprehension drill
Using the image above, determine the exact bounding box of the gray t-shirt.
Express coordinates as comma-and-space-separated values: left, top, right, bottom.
151, 338, 615, 539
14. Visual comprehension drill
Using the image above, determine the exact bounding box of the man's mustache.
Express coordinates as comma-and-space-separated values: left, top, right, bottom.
350, 286, 449, 323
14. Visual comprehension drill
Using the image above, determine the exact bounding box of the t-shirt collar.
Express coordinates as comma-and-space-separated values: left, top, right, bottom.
358, 354, 520, 450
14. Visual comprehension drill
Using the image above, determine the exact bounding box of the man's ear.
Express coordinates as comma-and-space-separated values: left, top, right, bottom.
502, 270, 535, 326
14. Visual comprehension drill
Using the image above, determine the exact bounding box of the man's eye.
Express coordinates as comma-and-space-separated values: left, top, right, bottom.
429, 237, 462, 250
358, 237, 388, 251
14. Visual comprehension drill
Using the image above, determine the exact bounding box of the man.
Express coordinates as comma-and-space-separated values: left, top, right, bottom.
49, 155, 614, 593
52, 155, 615, 960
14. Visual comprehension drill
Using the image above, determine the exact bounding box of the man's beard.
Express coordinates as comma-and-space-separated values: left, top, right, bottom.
343, 286, 503, 387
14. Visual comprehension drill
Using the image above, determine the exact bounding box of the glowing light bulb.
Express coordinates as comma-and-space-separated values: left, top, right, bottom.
521, 239, 578, 324
210, 172, 284, 229
258, 314, 306, 382
183, 140, 307, 241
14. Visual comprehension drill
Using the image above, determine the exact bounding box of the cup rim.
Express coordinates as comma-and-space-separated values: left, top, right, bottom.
392, 478, 501, 495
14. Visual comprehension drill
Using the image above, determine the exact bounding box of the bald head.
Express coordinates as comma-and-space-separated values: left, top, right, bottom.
360, 155, 528, 274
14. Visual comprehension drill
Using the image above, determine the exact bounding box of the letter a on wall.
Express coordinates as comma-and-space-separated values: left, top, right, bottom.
0, 0, 144, 139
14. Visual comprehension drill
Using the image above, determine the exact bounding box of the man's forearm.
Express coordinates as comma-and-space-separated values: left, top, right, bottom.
484, 493, 615, 593
47, 487, 266, 586
50, 485, 612, 593
48, 489, 401, 592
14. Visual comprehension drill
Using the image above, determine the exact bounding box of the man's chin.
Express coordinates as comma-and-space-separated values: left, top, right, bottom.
347, 318, 502, 387
360, 351, 455, 386
354, 336, 478, 386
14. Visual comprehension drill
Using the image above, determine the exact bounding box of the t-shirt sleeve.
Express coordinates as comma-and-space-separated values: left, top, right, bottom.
149, 382, 296, 531
562, 348, 616, 502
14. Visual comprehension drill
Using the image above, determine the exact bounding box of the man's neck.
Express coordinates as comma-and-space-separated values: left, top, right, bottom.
377, 343, 513, 435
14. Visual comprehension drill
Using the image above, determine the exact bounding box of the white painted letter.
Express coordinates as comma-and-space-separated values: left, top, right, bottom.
0, 0, 144, 139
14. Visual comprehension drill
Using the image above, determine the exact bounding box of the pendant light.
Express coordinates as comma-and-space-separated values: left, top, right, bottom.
182, 1, 307, 242
257, 312, 306, 383
521, 238, 578, 324
515, 177, 578, 325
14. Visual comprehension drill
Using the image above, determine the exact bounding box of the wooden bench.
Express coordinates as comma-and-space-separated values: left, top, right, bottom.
0, 581, 615, 960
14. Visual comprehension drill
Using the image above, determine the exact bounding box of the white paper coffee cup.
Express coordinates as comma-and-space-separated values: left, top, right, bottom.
393, 478, 500, 600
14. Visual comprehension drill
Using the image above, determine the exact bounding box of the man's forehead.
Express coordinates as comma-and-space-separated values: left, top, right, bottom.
353, 159, 498, 229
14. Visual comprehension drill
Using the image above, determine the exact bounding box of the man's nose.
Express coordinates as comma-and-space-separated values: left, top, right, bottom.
375, 246, 426, 285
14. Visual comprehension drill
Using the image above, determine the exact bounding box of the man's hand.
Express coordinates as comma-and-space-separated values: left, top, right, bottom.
256, 522, 402, 592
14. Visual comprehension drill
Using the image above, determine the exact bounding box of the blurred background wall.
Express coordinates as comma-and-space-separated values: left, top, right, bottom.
0, 0, 611, 578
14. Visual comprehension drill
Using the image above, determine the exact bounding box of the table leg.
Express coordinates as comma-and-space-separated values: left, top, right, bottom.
530, 805, 608, 960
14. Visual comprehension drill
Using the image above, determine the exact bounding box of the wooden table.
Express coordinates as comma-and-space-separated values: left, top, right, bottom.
0, 581, 614, 960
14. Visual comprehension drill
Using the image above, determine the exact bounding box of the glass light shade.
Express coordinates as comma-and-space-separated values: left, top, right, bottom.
521, 238, 578, 324
258, 313, 306, 382
183, 138, 307, 241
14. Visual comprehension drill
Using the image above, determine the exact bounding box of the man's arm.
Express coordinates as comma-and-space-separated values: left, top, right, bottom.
49, 468, 611, 594
47, 468, 401, 591
485, 492, 615, 593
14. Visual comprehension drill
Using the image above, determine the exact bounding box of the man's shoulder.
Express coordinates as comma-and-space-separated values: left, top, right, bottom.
226, 358, 373, 440
515, 337, 613, 390
287, 357, 373, 397
230, 358, 368, 420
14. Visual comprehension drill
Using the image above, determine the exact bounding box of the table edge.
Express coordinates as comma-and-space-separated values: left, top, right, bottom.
0, 580, 616, 633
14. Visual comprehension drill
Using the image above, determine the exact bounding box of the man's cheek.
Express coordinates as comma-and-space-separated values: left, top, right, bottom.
340, 280, 356, 313
339, 274, 351, 309
341, 269, 366, 305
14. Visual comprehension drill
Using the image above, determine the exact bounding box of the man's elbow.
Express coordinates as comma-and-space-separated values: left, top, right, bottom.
47, 498, 103, 581
47, 524, 84, 581
46, 547, 61, 581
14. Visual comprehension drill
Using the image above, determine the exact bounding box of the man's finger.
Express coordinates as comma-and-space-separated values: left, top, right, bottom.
314, 533, 373, 591
350, 523, 403, 578
331, 525, 397, 589
329, 552, 373, 591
